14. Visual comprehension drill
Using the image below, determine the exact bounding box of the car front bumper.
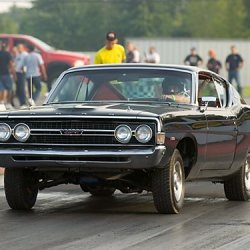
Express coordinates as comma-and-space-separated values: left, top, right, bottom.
0, 146, 167, 170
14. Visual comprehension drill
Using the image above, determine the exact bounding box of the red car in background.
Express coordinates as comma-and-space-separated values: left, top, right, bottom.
0, 34, 90, 90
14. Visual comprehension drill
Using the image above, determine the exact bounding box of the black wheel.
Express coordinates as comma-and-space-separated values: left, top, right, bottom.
152, 149, 185, 214
224, 157, 250, 201
80, 185, 115, 197
4, 168, 38, 210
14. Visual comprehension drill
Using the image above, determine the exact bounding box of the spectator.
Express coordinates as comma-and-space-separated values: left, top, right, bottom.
23, 44, 47, 105
184, 47, 203, 66
126, 41, 140, 63
94, 32, 126, 64
207, 49, 222, 74
0, 42, 16, 109
145, 46, 160, 63
14, 43, 28, 107
225, 45, 243, 95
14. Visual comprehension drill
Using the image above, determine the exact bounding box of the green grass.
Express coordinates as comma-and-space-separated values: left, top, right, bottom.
243, 87, 250, 97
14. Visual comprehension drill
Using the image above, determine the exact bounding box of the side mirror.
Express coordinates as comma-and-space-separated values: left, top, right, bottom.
199, 96, 217, 112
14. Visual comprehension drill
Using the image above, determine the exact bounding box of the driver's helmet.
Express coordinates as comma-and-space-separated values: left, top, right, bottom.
162, 80, 184, 95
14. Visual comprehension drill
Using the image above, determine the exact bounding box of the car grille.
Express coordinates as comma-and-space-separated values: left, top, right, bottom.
4, 119, 156, 146
26, 120, 116, 130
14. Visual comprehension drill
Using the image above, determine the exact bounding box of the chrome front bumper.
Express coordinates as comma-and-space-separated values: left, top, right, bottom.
0, 146, 167, 170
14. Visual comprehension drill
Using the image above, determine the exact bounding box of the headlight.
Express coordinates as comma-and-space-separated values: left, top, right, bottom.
13, 123, 30, 142
0, 123, 11, 142
114, 125, 132, 143
73, 60, 85, 67
135, 125, 152, 143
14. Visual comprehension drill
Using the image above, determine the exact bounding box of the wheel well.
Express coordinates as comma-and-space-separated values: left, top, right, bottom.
177, 137, 197, 177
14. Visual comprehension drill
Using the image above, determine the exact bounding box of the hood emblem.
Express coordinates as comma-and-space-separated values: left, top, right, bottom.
61, 129, 83, 135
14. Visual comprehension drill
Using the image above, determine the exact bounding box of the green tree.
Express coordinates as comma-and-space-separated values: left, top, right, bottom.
181, 0, 246, 38
0, 14, 18, 34
2, 0, 250, 50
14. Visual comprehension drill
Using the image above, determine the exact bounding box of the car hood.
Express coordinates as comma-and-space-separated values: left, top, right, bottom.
2, 103, 191, 118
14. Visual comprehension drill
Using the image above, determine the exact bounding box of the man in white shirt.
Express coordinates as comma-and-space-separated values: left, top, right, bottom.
145, 46, 160, 64
14, 43, 27, 107
23, 44, 47, 105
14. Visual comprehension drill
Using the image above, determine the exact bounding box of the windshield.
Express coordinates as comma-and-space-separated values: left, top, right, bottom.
47, 69, 192, 104
30, 36, 54, 51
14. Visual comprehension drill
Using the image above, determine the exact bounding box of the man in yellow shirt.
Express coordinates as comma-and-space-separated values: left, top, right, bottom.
94, 32, 126, 64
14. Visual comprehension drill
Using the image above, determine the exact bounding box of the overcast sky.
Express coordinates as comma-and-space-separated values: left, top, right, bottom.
0, 0, 32, 12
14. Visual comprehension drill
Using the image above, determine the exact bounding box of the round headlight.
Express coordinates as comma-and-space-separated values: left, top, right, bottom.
13, 123, 30, 142
0, 123, 11, 142
114, 125, 132, 143
135, 125, 152, 143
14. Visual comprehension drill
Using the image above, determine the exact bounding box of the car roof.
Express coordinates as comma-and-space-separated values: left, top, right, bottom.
66, 63, 203, 73
0, 34, 34, 40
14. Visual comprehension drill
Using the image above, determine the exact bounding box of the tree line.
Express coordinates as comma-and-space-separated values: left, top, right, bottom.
1, 0, 250, 51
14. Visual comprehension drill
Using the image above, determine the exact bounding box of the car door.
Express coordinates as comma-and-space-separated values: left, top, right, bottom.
198, 72, 237, 169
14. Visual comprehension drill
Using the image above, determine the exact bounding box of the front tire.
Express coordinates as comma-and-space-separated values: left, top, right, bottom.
224, 157, 250, 201
152, 149, 185, 214
4, 168, 38, 210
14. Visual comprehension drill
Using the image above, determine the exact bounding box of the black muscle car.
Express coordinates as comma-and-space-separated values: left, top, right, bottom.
1, 64, 250, 214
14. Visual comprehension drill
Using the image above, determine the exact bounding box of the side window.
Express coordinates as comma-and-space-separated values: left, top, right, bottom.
214, 78, 227, 107
51, 74, 94, 102
198, 73, 221, 107
76, 79, 94, 101
198, 75, 218, 98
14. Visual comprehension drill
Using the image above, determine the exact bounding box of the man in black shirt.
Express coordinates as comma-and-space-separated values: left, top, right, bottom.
184, 47, 203, 66
225, 45, 243, 95
0, 42, 16, 108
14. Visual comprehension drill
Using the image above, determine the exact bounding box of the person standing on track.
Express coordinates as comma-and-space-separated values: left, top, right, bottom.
0, 42, 16, 109
14, 43, 28, 107
22, 44, 47, 105
225, 45, 244, 95
94, 32, 126, 64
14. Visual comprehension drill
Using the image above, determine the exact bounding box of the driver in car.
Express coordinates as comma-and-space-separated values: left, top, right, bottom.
161, 81, 190, 103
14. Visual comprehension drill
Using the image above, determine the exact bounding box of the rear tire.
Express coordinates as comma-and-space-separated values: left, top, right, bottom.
152, 149, 185, 214
4, 168, 38, 210
224, 157, 250, 201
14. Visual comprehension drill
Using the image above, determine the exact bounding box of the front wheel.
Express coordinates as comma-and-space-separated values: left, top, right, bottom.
224, 157, 250, 201
4, 168, 38, 210
152, 149, 185, 214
